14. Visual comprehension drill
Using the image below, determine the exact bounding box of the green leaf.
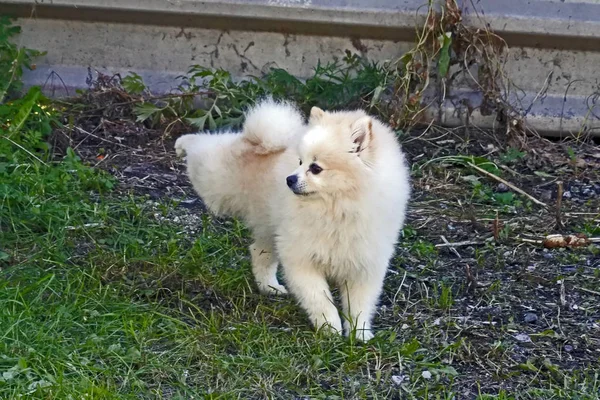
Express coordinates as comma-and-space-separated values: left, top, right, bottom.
433, 366, 459, 377
398, 52, 413, 67
207, 113, 217, 131
400, 337, 420, 357
369, 85, 384, 108
469, 156, 500, 174
438, 32, 452, 78
186, 114, 208, 130
532, 329, 561, 338
493, 192, 515, 205
122, 72, 146, 95
461, 175, 481, 186
7, 86, 41, 137
213, 104, 222, 118
133, 102, 160, 123
518, 362, 539, 372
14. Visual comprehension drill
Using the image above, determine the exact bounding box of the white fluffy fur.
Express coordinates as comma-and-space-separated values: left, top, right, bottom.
175, 99, 410, 341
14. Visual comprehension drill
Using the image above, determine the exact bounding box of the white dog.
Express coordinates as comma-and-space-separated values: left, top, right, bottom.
175, 99, 410, 341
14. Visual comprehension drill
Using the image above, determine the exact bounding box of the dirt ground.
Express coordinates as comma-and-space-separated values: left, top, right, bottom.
51, 85, 600, 397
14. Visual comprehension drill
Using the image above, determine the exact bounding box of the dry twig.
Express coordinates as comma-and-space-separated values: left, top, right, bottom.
440, 235, 462, 258
435, 240, 484, 248
467, 162, 547, 207
576, 286, 600, 297
492, 210, 501, 242
465, 264, 477, 293
555, 181, 564, 229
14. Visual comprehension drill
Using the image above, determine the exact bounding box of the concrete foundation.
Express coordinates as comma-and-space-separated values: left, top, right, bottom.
3, 0, 600, 136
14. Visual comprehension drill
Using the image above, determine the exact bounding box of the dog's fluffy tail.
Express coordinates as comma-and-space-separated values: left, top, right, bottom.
242, 98, 305, 154
175, 98, 304, 158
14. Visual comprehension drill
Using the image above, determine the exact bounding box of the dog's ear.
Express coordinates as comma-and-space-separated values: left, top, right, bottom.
350, 116, 373, 154
310, 106, 325, 122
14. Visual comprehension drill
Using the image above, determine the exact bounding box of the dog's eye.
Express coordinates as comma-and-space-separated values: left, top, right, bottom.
299, 159, 303, 166
309, 163, 323, 175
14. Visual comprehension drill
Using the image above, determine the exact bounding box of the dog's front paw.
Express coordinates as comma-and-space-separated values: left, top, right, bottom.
317, 323, 343, 337
314, 316, 343, 336
344, 321, 374, 342
259, 283, 288, 296
354, 329, 374, 342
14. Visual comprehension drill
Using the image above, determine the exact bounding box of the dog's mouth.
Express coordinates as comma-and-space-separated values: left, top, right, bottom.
291, 189, 316, 197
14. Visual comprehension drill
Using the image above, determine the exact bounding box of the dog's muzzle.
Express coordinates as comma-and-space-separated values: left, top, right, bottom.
286, 175, 313, 196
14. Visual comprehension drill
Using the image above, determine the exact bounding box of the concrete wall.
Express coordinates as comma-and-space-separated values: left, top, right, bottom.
4, 0, 600, 136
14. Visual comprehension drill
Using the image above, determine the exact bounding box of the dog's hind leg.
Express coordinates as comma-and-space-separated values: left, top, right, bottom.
249, 238, 287, 296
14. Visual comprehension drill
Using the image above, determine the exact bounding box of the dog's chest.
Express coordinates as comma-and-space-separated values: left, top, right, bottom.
303, 215, 371, 276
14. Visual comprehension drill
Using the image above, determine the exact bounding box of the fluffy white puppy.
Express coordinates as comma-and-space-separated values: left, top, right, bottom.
175, 99, 410, 341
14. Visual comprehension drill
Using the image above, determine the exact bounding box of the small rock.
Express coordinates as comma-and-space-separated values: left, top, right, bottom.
524, 313, 538, 323
562, 265, 577, 273
124, 166, 133, 173
162, 174, 177, 181
515, 333, 531, 343
179, 198, 198, 209
540, 190, 552, 201
564, 344, 573, 353
570, 185, 580, 194
542, 251, 553, 259
421, 371, 432, 380
391, 375, 406, 385
563, 191, 572, 199
496, 183, 510, 193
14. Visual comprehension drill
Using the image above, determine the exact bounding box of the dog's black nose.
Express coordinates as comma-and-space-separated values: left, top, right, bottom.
286, 175, 298, 188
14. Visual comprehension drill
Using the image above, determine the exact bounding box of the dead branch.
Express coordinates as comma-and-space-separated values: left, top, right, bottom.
435, 240, 485, 248
556, 181, 564, 229
467, 162, 547, 207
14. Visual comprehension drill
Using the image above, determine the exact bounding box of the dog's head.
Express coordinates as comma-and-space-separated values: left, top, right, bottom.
285, 107, 376, 199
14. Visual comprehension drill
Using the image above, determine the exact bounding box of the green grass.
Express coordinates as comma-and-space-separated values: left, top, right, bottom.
0, 132, 462, 397
0, 136, 455, 397
0, 191, 459, 398
5, 185, 597, 398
